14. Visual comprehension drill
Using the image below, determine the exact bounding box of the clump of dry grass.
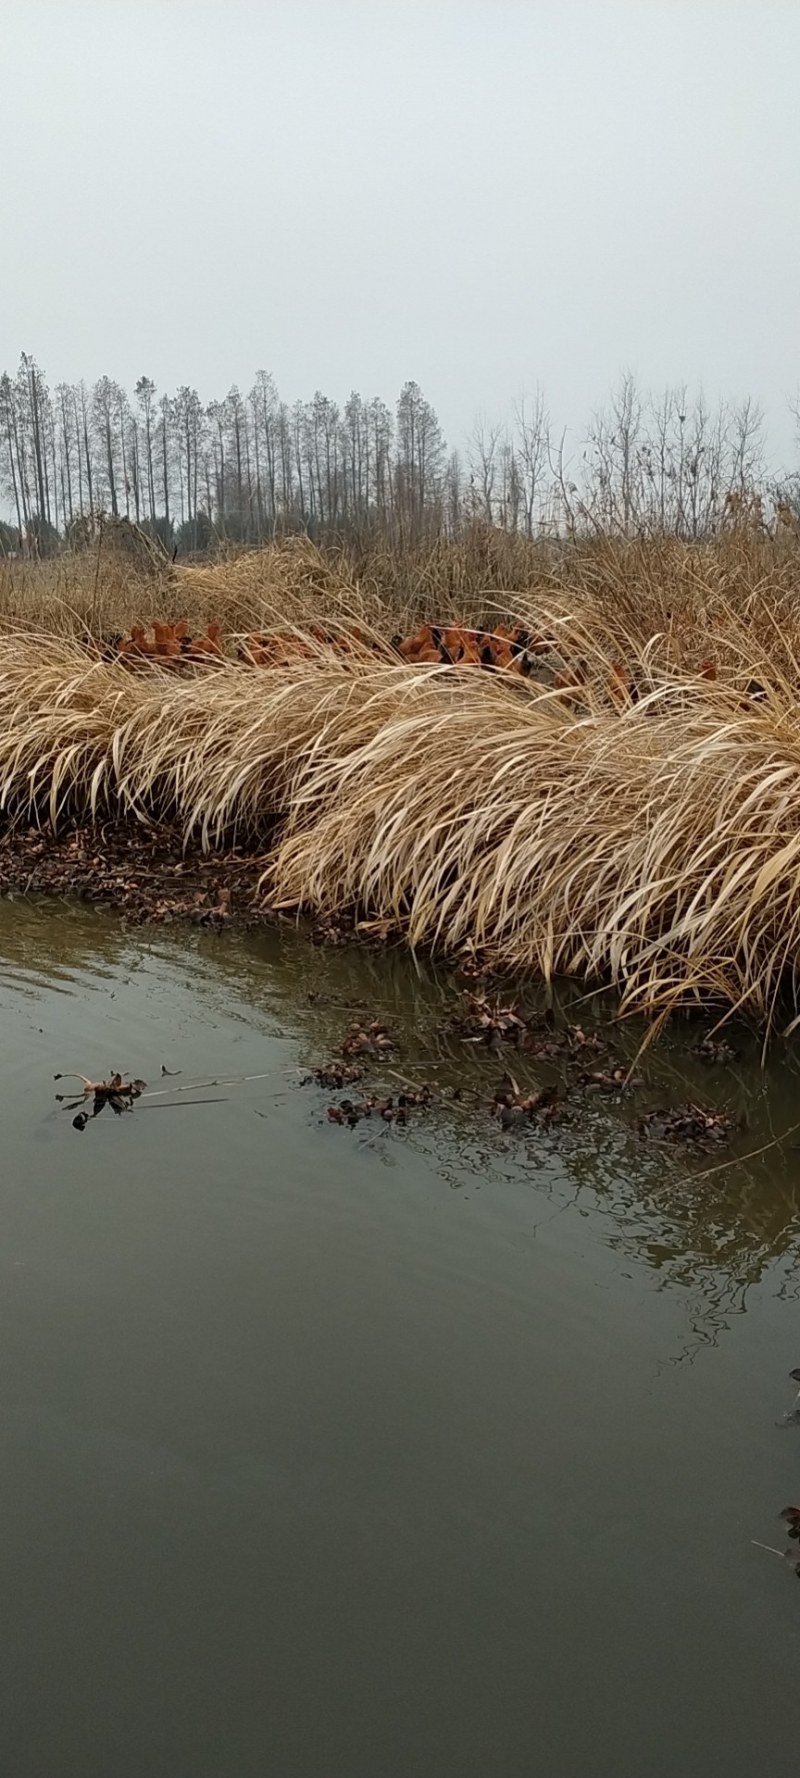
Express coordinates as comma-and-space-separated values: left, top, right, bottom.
1, 614, 800, 1030
264, 668, 800, 1030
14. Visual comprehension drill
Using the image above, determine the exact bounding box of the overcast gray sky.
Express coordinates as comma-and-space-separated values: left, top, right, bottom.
2, 0, 798, 464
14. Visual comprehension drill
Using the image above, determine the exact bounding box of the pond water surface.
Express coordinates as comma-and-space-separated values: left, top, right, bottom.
1, 898, 800, 1777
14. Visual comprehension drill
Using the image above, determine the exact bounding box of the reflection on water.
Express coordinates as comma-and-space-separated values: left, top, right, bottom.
6, 893, 799, 1328
1, 895, 800, 1777
204, 931, 800, 1329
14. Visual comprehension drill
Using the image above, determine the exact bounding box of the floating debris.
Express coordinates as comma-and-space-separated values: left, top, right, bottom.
326, 1085, 432, 1128
753, 1505, 800, 1581
564, 1023, 607, 1055
491, 1076, 569, 1131
310, 913, 354, 947
441, 995, 610, 1064
779, 1507, 800, 1543
456, 956, 491, 981
781, 1367, 800, 1424
752, 1536, 800, 1579
693, 1035, 739, 1065
442, 992, 529, 1048
339, 1020, 396, 1058
54, 1071, 147, 1131
524, 1032, 572, 1061
309, 1060, 366, 1089
639, 1103, 735, 1146
54, 1065, 277, 1132
576, 1066, 641, 1094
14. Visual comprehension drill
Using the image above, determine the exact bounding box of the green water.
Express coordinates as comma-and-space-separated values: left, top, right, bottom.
1, 898, 800, 1777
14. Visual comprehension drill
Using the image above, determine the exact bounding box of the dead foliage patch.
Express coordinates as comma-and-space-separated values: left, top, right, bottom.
640, 1104, 736, 1146
491, 1075, 571, 1130
326, 1086, 433, 1128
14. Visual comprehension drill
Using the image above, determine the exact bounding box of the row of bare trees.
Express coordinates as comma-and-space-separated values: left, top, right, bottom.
0, 359, 452, 552
468, 379, 787, 539
0, 355, 795, 554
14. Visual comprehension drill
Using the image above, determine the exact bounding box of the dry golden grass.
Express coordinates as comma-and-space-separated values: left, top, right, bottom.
0, 620, 800, 1027
1, 527, 800, 1029
4, 523, 800, 669
265, 670, 800, 1031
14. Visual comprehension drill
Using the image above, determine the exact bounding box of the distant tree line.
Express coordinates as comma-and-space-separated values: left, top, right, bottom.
0, 354, 797, 556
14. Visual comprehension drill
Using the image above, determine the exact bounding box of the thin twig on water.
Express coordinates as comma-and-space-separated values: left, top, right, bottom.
138, 1071, 278, 1101
691, 1118, 800, 1183
138, 1098, 229, 1110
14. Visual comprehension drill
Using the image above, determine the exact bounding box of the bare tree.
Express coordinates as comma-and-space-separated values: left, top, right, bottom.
468, 416, 502, 523
0, 371, 26, 536
367, 397, 393, 525
173, 387, 204, 532
135, 377, 158, 523
249, 370, 280, 536
54, 382, 77, 526
19, 353, 52, 529
497, 439, 522, 533
75, 381, 94, 517
581, 372, 644, 533
158, 393, 173, 531
728, 395, 765, 499
342, 390, 369, 525
444, 449, 463, 535
514, 389, 550, 537
92, 376, 123, 516
395, 381, 444, 539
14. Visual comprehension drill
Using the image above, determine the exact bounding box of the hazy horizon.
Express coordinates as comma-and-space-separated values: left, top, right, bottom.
1, 0, 799, 467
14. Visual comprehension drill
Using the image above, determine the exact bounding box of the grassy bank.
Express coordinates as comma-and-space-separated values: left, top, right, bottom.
1, 529, 800, 1030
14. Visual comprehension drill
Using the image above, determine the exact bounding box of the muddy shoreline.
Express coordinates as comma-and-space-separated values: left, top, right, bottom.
0, 821, 759, 1050
0, 818, 755, 1168
0, 822, 275, 931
